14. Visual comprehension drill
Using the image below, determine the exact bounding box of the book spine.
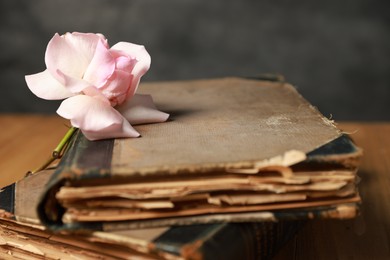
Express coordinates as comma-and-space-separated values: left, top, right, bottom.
154, 221, 305, 260
0, 183, 15, 215
37, 131, 114, 229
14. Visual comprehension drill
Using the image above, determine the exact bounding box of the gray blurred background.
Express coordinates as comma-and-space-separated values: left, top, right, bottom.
1, 0, 389, 120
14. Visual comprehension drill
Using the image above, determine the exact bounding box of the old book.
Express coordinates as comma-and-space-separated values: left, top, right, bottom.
0, 169, 304, 260
36, 77, 362, 230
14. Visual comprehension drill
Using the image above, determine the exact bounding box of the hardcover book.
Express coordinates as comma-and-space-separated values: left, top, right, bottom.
0, 77, 362, 259
35, 77, 362, 230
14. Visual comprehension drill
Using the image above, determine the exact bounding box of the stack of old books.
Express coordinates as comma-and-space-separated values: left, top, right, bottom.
0, 77, 362, 259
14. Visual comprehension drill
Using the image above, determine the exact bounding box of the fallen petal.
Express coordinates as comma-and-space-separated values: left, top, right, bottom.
117, 94, 169, 125
25, 70, 73, 100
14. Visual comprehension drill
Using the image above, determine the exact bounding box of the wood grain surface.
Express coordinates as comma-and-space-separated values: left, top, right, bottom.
0, 114, 69, 187
0, 115, 389, 259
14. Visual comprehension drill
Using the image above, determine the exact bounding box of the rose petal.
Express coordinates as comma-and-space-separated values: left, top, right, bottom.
25, 70, 73, 100
100, 70, 133, 106
82, 86, 111, 105
81, 119, 139, 141
57, 95, 139, 140
45, 32, 101, 81
111, 43, 151, 73
96, 33, 109, 48
111, 42, 151, 97
83, 40, 116, 88
55, 69, 93, 93
117, 94, 169, 125
110, 49, 137, 72
68, 32, 107, 61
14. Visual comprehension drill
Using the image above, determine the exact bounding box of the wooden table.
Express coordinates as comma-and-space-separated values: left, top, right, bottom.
1, 115, 389, 259
0, 114, 70, 187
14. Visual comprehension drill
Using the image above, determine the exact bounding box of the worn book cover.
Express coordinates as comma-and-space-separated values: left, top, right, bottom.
35, 77, 362, 230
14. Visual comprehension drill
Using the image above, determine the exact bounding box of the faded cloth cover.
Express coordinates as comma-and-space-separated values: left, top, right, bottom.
112, 77, 341, 176
37, 77, 362, 230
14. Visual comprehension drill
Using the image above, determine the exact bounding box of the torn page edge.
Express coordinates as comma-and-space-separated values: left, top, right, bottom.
226, 150, 307, 175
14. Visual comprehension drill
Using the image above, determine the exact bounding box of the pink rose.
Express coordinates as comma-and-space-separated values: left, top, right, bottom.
26, 32, 168, 140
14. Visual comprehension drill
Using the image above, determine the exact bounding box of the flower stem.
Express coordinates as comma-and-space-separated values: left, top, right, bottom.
28, 127, 78, 175
52, 127, 78, 158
